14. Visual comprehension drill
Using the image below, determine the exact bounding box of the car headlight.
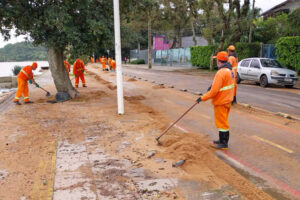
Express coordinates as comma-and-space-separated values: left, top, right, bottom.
271, 70, 279, 76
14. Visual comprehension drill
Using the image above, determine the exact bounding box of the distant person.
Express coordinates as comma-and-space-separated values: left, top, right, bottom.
73, 59, 86, 88
90, 57, 94, 63
227, 45, 238, 104
101, 56, 107, 71
64, 60, 70, 75
196, 51, 234, 149
108, 57, 112, 70
111, 59, 116, 71
124, 56, 127, 64
14, 62, 39, 105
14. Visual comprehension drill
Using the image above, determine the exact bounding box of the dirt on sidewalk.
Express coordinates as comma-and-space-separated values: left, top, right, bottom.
0, 65, 273, 200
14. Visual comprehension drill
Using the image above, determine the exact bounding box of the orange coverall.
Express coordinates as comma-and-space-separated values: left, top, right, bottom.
64, 60, 70, 75
201, 63, 234, 132
108, 58, 112, 70
111, 60, 116, 70
14, 66, 34, 103
73, 59, 86, 87
228, 54, 238, 96
101, 56, 107, 70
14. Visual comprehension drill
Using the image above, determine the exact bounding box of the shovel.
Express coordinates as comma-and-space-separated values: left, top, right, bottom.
39, 86, 51, 97
156, 102, 198, 144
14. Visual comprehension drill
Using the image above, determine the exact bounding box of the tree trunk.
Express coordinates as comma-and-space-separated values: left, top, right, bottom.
48, 47, 78, 98
249, 0, 255, 43
147, 14, 152, 69
191, 18, 197, 46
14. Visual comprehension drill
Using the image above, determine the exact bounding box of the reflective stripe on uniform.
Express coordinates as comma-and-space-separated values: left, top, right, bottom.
21, 69, 30, 79
232, 66, 237, 70
76, 68, 83, 71
24, 97, 29, 99
219, 128, 229, 132
14, 97, 20, 99
219, 84, 234, 91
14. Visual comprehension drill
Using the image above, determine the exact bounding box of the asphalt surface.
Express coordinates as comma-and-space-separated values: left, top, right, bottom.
98, 66, 300, 199
122, 66, 300, 117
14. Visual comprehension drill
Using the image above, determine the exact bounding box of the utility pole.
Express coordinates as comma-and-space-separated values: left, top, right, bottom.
249, 0, 255, 43
113, 0, 124, 114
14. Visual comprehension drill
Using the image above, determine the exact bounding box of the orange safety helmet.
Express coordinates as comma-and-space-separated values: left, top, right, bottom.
227, 45, 235, 51
213, 51, 228, 62
32, 62, 38, 69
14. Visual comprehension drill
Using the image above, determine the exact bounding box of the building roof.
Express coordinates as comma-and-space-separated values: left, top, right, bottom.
261, 0, 293, 16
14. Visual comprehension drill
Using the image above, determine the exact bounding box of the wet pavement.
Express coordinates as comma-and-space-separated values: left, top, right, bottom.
122, 66, 300, 117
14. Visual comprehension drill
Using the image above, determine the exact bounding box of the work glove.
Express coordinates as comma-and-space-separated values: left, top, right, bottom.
29, 80, 33, 84
35, 83, 40, 88
82, 70, 85, 73
196, 97, 202, 103
75, 75, 78, 78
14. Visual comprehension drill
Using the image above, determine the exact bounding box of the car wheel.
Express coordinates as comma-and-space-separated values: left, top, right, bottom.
285, 85, 293, 88
236, 73, 241, 84
260, 75, 268, 87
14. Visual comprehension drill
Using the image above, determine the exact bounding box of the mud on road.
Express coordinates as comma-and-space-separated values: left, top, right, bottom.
0, 65, 273, 200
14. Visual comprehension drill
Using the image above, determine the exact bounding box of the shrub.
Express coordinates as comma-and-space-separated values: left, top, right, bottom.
235, 42, 260, 60
130, 59, 145, 64
190, 45, 217, 68
12, 65, 22, 76
276, 36, 300, 71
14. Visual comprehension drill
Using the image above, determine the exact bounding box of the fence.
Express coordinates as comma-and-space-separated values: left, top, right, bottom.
261, 44, 276, 59
130, 48, 191, 67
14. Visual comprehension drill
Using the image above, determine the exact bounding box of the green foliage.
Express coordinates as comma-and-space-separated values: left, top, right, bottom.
276, 36, 300, 71
0, 0, 113, 59
235, 42, 260, 60
0, 42, 47, 62
12, 65, 22, 76
191, 43, 260, 68
190, 45, 217, 68
130, 59, 145, 64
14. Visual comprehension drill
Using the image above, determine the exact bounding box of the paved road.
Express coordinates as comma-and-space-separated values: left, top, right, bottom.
122, 66, 300, 117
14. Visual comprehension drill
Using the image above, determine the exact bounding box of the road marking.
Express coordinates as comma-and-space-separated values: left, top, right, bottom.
31, 141, 57, 200
252, 135, 294, 154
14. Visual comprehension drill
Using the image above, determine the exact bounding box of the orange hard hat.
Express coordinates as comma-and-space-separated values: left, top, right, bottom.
227, 45, 235, 51
32, 62, 38, 69
213, 51, 228, 61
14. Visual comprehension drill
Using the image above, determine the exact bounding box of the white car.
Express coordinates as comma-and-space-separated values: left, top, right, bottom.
237, 58, 298, 88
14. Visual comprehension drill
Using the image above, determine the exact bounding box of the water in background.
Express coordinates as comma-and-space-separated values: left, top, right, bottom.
0, 61, 49, 77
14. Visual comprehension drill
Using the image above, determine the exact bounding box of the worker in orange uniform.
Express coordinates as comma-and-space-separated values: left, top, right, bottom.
73, 59, 86, 88
227, 45, 238, 104
108, 58, 112, 70
196, 51, 234, 149
101, 56, 107, 71
111, 59, 116, 71
90, 57, 94, 63
64, 60, 70, 75
14, 62, 39, 105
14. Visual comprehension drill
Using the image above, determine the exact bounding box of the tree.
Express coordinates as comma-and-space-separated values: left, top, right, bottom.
0, 0, 113, 97
248, 0, 255, 43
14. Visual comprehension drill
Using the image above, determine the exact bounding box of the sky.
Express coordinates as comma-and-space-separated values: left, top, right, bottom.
0, 0, 287, 48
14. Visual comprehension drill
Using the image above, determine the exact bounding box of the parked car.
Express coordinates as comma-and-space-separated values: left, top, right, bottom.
237, 58, 298, 88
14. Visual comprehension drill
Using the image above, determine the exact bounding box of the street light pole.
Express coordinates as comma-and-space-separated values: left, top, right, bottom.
113, 0, 124, 115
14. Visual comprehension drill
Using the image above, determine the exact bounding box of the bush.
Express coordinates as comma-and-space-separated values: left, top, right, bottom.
190, 43, 261, 68
190, 45, 217, 68
130, 59, 145, 64
12, 65, 22, 76
276, 36, 300, 71
235, 42, 260, 61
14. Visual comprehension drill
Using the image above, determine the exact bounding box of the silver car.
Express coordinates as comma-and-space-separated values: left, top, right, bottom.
237, 58, 298, 88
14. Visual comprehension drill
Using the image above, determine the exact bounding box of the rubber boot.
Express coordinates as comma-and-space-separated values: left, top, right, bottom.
14, 101, 22, 105
211, 131, 228, 149
213, 131, 222, 144
232, 96, 237, 105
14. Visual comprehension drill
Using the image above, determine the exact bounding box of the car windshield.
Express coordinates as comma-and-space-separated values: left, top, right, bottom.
260, 59, 283, 68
